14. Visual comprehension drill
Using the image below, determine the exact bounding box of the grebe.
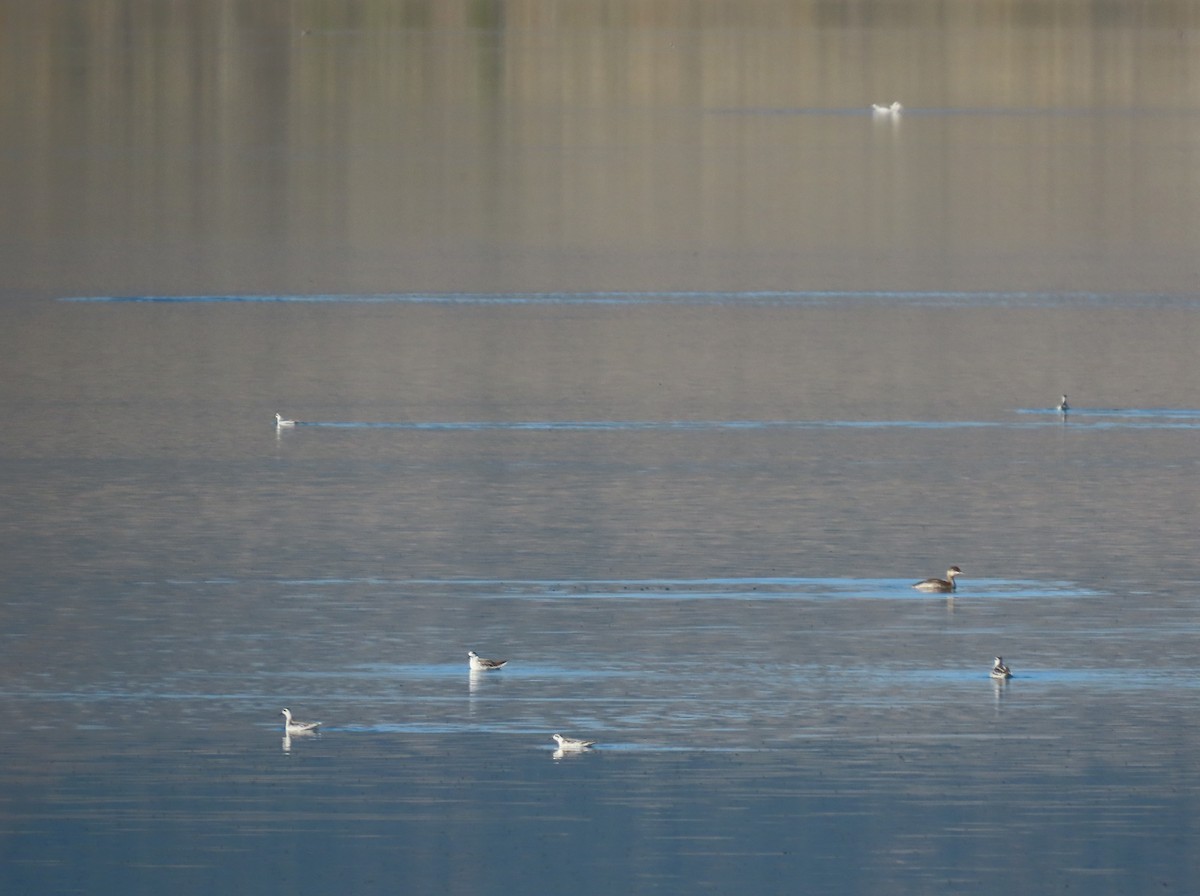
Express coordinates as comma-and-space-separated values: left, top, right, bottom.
281, 708, 321, 734
912, 566, 962, 593
990, 657, 1012, 680
275, 412, 296, 427
872, 101, 903, 115
1056, 395, 1069, 413
468, 650, 508, 671
552, 733, 596, 752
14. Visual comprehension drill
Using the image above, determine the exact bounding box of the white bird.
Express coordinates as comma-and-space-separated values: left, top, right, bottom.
990, 657, 1013, 680
872, 101, 903, 116
281, 708, 321, 734
1056, 394, 1070, 413
468, 650, 508, 671
552, 733, 596, 752
275, 412, 296, 427
912, 566, 962, 593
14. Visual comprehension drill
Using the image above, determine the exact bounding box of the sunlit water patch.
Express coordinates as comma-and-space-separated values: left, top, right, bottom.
1017, 407, 1200, 428
279, 418, 1022, 431
273, 414, 1200, 432
263, 575, 1103, 602
61, 290, 1200, 309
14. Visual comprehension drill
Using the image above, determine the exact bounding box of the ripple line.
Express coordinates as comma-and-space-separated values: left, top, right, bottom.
62, 290, 1200, 309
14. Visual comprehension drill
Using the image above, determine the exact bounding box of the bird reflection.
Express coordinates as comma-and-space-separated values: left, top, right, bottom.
553, 746, 595, 760
991, 677, 1009, 710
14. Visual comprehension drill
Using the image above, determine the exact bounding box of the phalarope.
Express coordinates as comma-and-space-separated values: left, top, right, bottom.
281, 708, 321, 734
872, 101, 903, 116
468, 650, 508, 671
275, 412, 296, 427
552, 733, 596, 752
990, 657, 1012, 679
912, 566, 962, 593
1056, 395, 1070, 413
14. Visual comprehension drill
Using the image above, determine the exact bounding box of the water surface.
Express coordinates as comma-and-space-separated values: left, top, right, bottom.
4, 3, 1200, 895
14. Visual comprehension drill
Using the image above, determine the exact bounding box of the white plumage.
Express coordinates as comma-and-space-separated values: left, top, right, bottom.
281, 708, 321, 734
468, 650, 508, 671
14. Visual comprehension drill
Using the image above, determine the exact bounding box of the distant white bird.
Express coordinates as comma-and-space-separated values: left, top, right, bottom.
872, 101, 903, 116
468, 650, 508, 671
1056, 394, 1070, 413
552, 733, 596, 752
912, 566, 962, 593
990, 657, 1013, 680
281, 708, 321, 734
275, 412, 296, 427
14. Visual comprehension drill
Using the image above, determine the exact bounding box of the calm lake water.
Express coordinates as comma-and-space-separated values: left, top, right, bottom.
4, 2, 1200, 894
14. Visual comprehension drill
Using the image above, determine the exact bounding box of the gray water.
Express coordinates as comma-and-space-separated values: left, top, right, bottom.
5, 3, 1200, 894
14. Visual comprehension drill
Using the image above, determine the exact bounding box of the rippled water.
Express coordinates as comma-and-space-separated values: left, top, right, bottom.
7, 567, 1200, 894
6, 2, 1200, 894
6, 332, 1200, 893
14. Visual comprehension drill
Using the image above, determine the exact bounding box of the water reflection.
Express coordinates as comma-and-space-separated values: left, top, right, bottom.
467, 668, 491, 696
5, 4, 1200, 297
6, 2, 1200, 895
551, 746, 596, 761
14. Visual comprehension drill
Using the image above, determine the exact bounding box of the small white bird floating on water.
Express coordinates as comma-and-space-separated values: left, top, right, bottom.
275, 412, 296, 427
990, 657, 1013, 680
468, 650, 508, 671
552, 733, 596, 752
872, 101, 903, 116
1056, 394, 1070, 413
912, 566, 962, 593
282, 708, 321, 734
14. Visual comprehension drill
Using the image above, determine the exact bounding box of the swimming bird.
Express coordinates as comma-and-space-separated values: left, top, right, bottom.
281, 708, 321, 734
468, 650, 508, 671
872, 101, 903, 116
275, 412, 296, 427
1056, 394, 1070, 413
990, 656, 1012, 680
912, 566, 962, 593
552, 733, 596, 752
